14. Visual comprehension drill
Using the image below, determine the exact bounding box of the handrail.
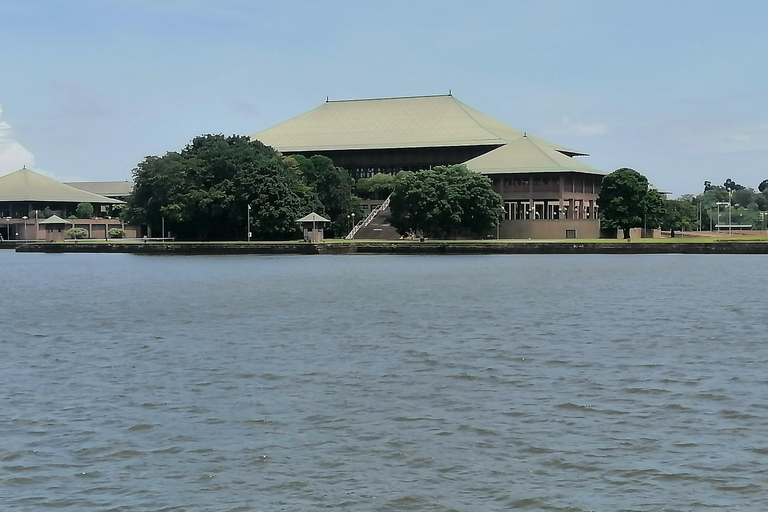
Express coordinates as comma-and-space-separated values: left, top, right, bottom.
346, 193, 392, 240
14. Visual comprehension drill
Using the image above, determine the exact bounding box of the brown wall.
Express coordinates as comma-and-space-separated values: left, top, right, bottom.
499, 219, 601, 239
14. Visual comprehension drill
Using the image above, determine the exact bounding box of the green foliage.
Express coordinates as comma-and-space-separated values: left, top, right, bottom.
389, 165, 501, 238
108, 228, 126, 238
356, 173, 396, 200
689, 179, 768, 229
288, 155, 361, 237
661, 199, 698, 231
76, 202, 94, 219
67, 227, 89, 239
126, 134, 316, 240
597, 168, 666, 238
732, 188, 754, 208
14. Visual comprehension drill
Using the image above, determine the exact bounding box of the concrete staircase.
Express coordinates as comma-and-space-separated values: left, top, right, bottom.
346, 194, 400, 240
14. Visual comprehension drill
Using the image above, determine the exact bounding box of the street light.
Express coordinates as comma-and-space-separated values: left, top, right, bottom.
716, 202, 729, 234
21, 216, 28, 240
246, 204, 252, 242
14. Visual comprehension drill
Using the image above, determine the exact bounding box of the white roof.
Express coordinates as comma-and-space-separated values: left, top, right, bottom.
296, 212, 331, 223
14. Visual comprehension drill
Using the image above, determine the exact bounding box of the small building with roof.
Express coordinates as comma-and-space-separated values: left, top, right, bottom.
297, 212, 331, 242
253, 94, 605, 239
0, 167, 138, 241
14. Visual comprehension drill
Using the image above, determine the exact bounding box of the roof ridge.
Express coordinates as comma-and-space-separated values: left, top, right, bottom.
451, 98, 509, 142
326, 94, 452, 103
524, 136, 563, 166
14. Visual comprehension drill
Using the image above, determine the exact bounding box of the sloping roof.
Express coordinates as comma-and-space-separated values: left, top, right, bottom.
0, 168, 124, 204
296, 212, 331, 223
253, 95, 585, 154
464, 136, 605, 176
65, 181, 133, 198
39, 214, 71, 225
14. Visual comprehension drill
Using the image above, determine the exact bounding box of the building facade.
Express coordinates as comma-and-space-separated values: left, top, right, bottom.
253, 94, 605, 239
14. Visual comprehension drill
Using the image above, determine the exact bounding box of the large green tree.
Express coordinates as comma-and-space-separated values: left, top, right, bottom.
125, 135, 315, 240
597, 168, 666, 238
661, 199, 698, 234
389, 165, 502, 238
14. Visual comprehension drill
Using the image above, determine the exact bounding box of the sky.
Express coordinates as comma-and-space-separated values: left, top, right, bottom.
1, 0, 767, 196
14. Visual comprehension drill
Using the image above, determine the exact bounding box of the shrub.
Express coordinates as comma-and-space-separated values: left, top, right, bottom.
108, 228, 126, 238
76, 202, 94, 219
67, 227, 89, 239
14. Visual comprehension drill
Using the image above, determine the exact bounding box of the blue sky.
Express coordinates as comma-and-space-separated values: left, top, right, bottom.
1, 0, 766, 196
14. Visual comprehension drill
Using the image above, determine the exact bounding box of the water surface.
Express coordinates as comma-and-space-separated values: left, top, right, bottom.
1, 252, 767, 511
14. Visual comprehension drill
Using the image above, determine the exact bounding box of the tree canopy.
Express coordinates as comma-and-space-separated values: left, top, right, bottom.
356, 173, 396, 200
597, 168, 666, 238
389, 165, 501, 238
125, 135, 317, 240
287, 155, 360, 237
75, 202, 94, 219
660, 199, 698, 233
680, 177, 768, 230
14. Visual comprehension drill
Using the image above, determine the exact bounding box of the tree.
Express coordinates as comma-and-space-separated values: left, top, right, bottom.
76, 202, 94, 219
288, 155, 360, 237
125, 135, 315, 240
661, 199, 698, 234
597, 168, 666, 238
723, 178, 744, 191
356, 173, 396, 200
389, 165, 501, 238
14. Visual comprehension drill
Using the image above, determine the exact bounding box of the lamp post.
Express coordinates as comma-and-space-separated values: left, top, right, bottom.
698, 201, 702, 231
5, 216, 10, 240
21, 216, 28, 240
716, 202, 729, 233
246, 204, 252, 242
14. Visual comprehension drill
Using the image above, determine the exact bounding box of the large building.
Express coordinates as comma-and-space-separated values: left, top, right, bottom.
0, 167, 137, 241
254, 94, 606, 239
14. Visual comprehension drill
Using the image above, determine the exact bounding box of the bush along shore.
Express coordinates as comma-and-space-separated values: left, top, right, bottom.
11, 240, 768, 255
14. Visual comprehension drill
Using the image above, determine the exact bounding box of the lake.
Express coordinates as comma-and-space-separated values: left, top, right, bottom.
1, 252, 767, 511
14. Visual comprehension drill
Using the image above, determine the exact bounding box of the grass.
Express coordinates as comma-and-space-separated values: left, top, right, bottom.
45, 233, 768, 244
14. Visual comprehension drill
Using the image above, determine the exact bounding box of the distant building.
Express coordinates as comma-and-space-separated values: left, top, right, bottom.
65, 180, 134, 201
0, 167, 138, 241
253, 94, 606, 239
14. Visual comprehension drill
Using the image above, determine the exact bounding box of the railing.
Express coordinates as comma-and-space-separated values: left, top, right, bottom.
346, 193, 392, 240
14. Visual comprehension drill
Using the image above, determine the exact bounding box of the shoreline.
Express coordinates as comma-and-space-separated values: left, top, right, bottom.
9, 240, 768, 255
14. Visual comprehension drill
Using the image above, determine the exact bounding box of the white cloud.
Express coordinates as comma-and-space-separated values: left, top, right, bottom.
0, 104, 35, 175
671, 122, 768, 154
545, 116, 610, 137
